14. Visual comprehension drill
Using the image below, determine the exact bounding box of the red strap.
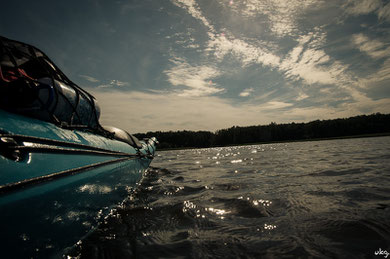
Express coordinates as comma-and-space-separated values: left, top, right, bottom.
0, 66, 10, 82
0, 67, 35, 82
18, 68, 34, 80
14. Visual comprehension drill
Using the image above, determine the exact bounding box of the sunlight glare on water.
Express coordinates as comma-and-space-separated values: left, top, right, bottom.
71, 136, 390, 258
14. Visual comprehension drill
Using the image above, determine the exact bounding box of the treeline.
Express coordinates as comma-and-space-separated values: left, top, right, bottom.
134, 113, 390, 149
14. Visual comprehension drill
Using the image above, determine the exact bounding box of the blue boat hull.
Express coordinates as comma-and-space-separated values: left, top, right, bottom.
0, 109, 157, 257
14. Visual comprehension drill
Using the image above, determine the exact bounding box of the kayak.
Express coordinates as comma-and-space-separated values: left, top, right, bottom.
0, 36, 157, 257
0, 109, 157, 257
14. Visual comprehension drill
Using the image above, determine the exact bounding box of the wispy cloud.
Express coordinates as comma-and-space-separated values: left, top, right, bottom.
378, 2, 390, 22
280, 30, 351, 86
172, 0, 213, 30
226, 0, 320, 36
171, 0, 362, 105
207, 33, 280, 68
352, 33, 390, 59
344, 0, 390, 22
79, 75, 130, 89
352, 33, 390, 88
260, 101, 293, 110
358, 55, 390, 89
97, 79, 130, 88
171, 31, 200, 49
164, 57, 223, 97
79, 74, 100, 83
169, 0, 390, 126
344, 0, 382, 15
171, 0, 355, 88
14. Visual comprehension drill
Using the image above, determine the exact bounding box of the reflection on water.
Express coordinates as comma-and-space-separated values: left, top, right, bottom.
70, 136, 390, 258
78, 184, 113, 194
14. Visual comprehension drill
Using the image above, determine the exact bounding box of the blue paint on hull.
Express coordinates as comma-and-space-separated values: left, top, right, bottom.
0, 109, 157, 257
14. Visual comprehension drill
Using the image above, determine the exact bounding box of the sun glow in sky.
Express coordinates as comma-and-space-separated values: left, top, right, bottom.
1, 0, 390, 133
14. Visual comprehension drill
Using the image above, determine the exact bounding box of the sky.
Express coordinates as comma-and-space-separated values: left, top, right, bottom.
1, 0, 390, 133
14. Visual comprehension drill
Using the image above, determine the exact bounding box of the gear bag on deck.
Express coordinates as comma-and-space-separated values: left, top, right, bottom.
0, 36, 100, 130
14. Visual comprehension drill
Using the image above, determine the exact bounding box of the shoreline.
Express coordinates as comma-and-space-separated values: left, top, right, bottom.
157, 132, 390, 151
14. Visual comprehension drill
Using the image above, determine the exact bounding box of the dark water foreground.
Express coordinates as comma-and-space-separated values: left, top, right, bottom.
69, 136, 390, 258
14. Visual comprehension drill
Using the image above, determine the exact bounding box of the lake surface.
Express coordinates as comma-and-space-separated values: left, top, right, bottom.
71, 136, 390, 258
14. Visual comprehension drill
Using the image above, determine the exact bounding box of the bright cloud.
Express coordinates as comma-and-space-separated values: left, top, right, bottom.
345, 0, 390, 22
172, 0, 367, 107
261, 101, 293, 110
352, 33, 390, 88
280, 31, 350, 86
172, 0, 214, 31
97, 80, 130, 88
239, 88, 254, 97
207, 33, 280, 68
296, 92, 309, 101
164, 57, 223, 97
352, 33, 390, 59
79, 75, 100, 83
227, 0, 320, 36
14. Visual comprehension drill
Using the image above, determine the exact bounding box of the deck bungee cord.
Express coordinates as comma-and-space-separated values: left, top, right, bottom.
0, 36, 107, 136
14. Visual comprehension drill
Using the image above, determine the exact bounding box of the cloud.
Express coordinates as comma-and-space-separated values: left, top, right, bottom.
170, 0, 354, 88
208, 26, 353, 92
352, 33, 390, 59
260, 101, 293, 110
296, 92, 309, 101
373, 58, 390, 81
280, 31, 351, 86
171, 0, 365, 105
378, 2, 390, 22
79, 74, 100, 83
239, 88, 254, 97
352, 33, 390, 88
97, 79, 130, 88
344, 0, 382, 15
358, 55, 390, 88
226, 0, 320, 36
207, 33, 280, 68
172, 0, 213, 31
164, 57, 223, 97
344, 0, 390, 22
166, 0, 389, 123
171, 31, 200, 49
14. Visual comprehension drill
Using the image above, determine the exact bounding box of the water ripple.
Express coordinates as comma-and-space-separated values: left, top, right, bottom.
69, 136, 390, 258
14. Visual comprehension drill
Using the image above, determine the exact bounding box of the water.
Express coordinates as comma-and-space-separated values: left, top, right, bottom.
70, 136, 390, 258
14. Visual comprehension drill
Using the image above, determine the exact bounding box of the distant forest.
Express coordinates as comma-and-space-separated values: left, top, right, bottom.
135, 113, 390, 149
